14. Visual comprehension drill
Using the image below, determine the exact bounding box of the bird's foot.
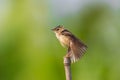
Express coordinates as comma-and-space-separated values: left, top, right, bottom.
64, 53, 70, 58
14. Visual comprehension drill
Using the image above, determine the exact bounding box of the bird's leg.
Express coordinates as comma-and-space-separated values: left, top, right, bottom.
67, 47, 71, 53
65, 47, 71, 58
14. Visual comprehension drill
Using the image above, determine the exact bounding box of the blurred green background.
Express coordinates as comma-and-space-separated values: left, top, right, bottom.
0, 0, 120, 80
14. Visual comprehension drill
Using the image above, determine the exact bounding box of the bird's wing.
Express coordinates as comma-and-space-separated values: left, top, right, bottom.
69, 37, 87, 63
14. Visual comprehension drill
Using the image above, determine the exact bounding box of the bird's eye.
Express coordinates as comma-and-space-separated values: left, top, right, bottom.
56, 28, 59, 31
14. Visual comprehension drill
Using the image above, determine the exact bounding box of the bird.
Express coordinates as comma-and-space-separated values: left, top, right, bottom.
52, 25, 87, 63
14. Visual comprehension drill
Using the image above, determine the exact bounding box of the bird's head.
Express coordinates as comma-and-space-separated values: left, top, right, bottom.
52, 25, 64, 34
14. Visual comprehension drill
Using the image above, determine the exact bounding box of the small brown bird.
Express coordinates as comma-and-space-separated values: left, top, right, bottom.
52, 25, 87, 63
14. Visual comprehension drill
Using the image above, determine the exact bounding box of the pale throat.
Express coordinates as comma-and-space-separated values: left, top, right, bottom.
55, 32, 69, 48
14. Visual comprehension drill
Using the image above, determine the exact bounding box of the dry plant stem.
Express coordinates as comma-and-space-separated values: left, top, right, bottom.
64, 57, 72, 80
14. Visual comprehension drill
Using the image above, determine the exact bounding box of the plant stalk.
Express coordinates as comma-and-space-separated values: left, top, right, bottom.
64, 57, 72, 80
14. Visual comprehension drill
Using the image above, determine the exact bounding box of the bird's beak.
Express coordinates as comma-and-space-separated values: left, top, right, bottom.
51, 28, 55, 31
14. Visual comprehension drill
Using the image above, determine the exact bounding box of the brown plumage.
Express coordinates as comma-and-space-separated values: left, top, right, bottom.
52, 25, 87, 63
